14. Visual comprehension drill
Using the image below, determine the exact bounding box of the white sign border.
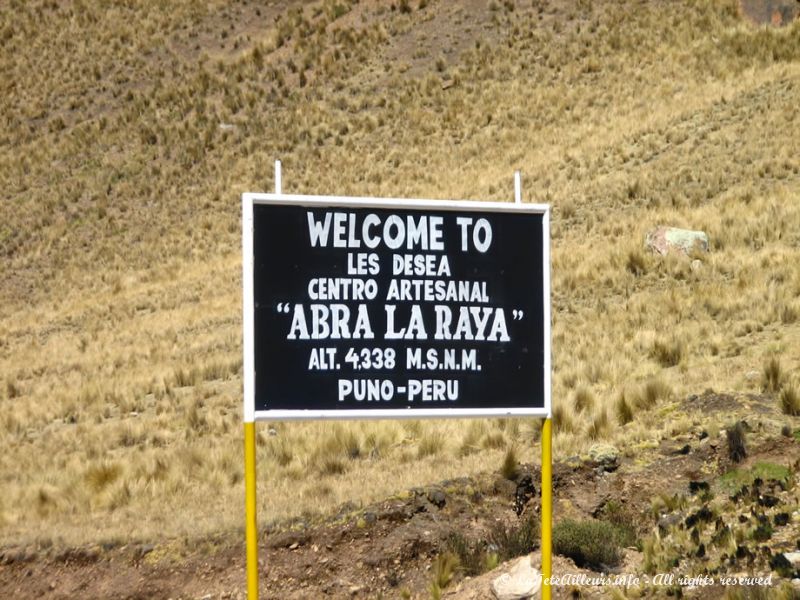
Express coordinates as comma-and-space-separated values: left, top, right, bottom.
242, 193, 551, 422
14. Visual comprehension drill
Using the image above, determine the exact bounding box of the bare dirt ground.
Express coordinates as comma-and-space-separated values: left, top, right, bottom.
2, 392, 798, 599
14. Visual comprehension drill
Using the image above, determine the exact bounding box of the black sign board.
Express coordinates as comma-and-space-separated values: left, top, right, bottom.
242, 195, 550, 420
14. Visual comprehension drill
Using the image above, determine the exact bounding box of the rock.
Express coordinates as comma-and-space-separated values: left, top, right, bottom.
426, 487, 446, 508
265, 530, 309, 549
587, 443, 619, 471
645, 226, 709, 256
783, 551, 800, 570
135, 544, 155, 559
490, 555, 541, 600
771, 553, 797, 576
493, 476, 517, 497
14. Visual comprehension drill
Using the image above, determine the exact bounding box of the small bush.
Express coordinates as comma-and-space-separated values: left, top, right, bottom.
418, 431, 445, 458
762, 357, 783, 393
598, 500, 638, 547
553, 519, 624, 570
726, 422, 747, 463
172, 366, 199, 388
334, 427, 361, 460
5, 380, 19, 399
458, 421, 485, 457
85, 462, 122, 493
481, 431, 507, 450
500, 447, 519, 480
640, 377, 671, 409
319, 457, 348, 476
586, 408, 610, 440
650, 338, 684, 367
626, 249, 647, 276
616, 393, 633, 425
572, 386, 595, 413
268, 437, 293, 467
429, 551, 460, 599
489, 513, 539, 561
445, 532, 494, 576
780, 385, 800, 416
553, 404, 575, 434
752, 522, 772, 542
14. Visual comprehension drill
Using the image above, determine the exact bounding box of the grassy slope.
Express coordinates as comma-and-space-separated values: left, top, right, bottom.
1, 0, 800, 547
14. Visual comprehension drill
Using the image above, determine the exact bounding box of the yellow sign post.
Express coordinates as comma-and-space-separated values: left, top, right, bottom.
244, 422, 258, 600
541, 417, 553, 600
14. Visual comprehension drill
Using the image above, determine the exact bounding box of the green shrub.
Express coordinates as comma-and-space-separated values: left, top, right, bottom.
597, 500, 638, 547
445, 532, 496, 576
553, 519, 624, 570
489, 513, 539, 561
429, 551, 460, 599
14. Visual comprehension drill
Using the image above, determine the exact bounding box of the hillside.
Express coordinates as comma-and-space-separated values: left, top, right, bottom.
2, 0, 800, 597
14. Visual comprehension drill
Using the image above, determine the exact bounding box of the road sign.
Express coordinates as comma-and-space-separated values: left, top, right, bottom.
242, 194, 550, 421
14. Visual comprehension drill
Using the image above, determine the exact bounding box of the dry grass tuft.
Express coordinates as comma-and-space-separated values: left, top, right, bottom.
85, 462, 122, 493
500, 447, 519, 480
780, 384, 800, 416
417, 431, 446, 459
552, 404, 576, 434
572, 386, 595, 413
615, 393, 634, 425
762, 356, 784, 393
639, 378, 672, 410
726, 422, 748, 463
587, 408, 611, 440
650, 337, 685, 368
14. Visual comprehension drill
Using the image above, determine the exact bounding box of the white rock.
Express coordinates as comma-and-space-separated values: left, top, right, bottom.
490, 555, 542, 600
645, 226, 709, 256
